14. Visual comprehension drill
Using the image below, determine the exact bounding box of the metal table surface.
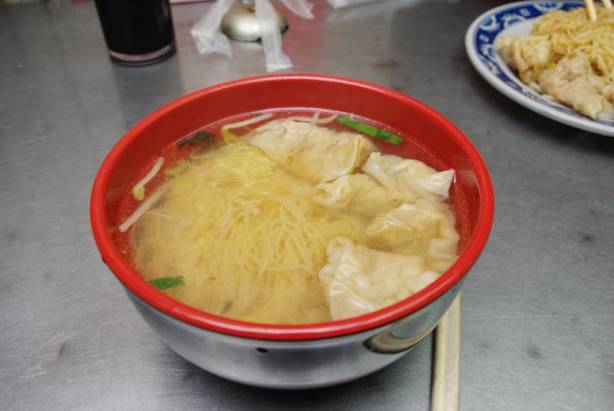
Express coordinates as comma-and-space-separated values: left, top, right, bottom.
1, 1, 613, 410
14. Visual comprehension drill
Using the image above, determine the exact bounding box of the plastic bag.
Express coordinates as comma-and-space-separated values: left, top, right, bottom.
191, 0, 313, 71
279, 0, 314, 19
190, 0, 236, 57
255, 0, 293, 72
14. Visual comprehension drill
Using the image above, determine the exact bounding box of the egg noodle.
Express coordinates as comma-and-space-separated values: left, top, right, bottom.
531, 7, 614, 82
132, 142, 369, 324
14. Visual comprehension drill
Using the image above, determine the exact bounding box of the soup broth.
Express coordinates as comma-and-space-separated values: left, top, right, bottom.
116, 111, 461, 324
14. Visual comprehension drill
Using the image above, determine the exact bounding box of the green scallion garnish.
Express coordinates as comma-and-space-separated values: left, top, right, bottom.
337, 115, 403, 144
177, 130, 215, 148
149, 276, 184, 290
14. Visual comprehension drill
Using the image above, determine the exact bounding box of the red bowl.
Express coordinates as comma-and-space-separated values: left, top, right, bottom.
90, 74, 494, 341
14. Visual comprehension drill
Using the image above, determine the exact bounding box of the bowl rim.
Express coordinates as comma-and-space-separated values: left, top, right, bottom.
90, 73, 494, 341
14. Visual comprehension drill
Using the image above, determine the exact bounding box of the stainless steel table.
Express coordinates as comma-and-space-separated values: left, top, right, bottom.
1, 1, 613, 410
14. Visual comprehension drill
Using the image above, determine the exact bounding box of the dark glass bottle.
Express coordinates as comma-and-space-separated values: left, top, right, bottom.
94, 0, 176, 66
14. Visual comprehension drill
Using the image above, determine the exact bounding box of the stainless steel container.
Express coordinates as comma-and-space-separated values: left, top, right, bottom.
129, 283, 461, 389
91, 74, 494, 390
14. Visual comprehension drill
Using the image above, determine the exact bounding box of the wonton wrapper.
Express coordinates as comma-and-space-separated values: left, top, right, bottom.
319, 237, 440, 320
366, 200, 459, 272
538, 56, 614, 119
313, 174, 410, 217
362, 152, 454, 202
495, 35, 552, 84
247, 119, 376, 183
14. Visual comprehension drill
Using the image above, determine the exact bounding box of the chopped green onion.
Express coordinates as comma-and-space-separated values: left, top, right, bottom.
287, 155, 295, 164
149, 276, 184, 290
177, 130, 215, 148
337, 115, 403, 144
196, 130, 215, 142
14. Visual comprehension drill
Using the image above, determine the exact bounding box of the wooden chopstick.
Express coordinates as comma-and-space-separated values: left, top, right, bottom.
431, 293, 462, 411
585, 0, 597, 21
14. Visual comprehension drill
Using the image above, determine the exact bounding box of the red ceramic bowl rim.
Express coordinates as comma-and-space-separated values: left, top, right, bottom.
91, 73, 494, 341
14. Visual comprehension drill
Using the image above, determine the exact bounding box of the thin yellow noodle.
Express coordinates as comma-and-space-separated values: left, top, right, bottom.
132, 141, 368, 324
531, 7, 614, 82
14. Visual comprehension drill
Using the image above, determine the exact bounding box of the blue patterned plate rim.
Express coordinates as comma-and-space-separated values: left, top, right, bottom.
465, 0, 614, 137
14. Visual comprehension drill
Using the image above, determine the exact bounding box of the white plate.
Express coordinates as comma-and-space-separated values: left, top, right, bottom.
465, 1, 614, 137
